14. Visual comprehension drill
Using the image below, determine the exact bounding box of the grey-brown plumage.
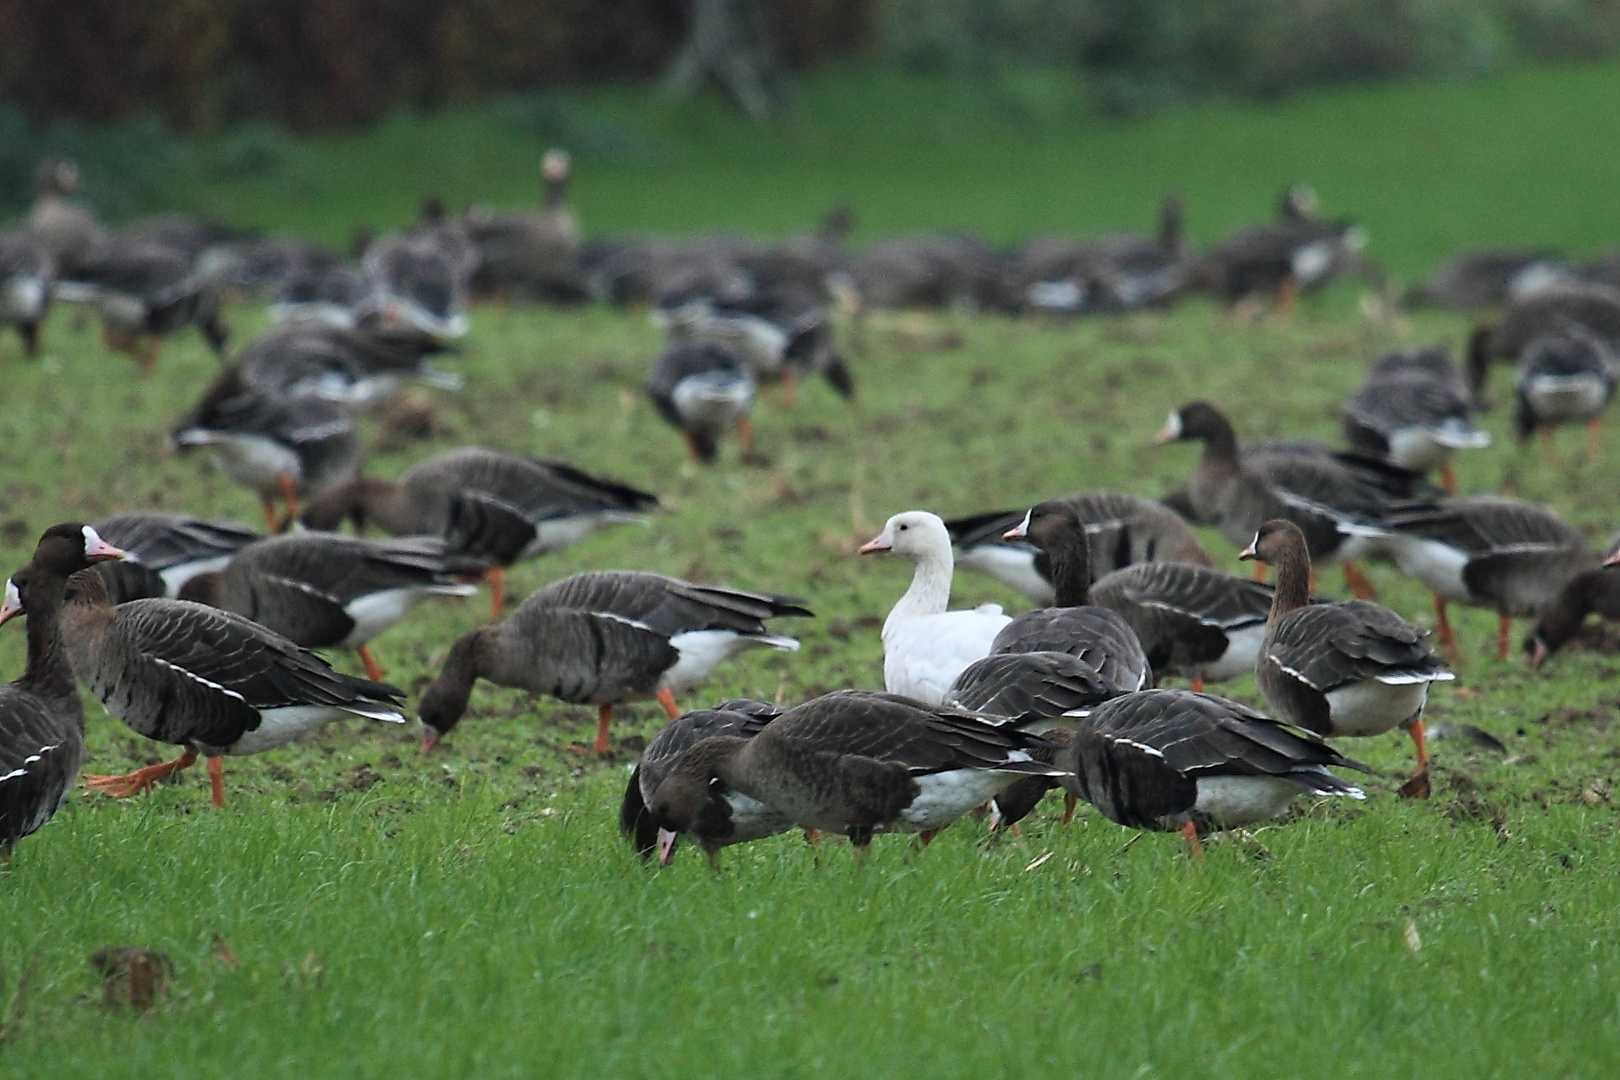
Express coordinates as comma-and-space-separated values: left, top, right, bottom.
644, 689, 1068, 851
851, 234, 1012, 312
1525, 560, 1620, 666
90, 512, 262, 604
1512, 323, 1618, 443
1007, 195, 1188, 314
465, 149, 583, 302
1468, 281, 1620, 401
946, 491, 1211, 605
646, 339, 757, 464
234, 323, 460, 406
416, 570, 810, 753
359, 227, 470, 340
1341, 346, 1489, 479
658, 281, 853, 398
55, 240, 228, 361
1089, 561, 1281, 685
1405, 249, 1567, 310
24, 159, 101, 275
0, 230, 53, 357
1188, 186, 1365, 305
945, 651, 1112, 721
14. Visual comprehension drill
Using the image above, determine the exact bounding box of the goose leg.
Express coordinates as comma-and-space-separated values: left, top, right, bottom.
736, 415, 755, 459
1342, 561, 1377, 600
486, 566, 505, 618
1398, 720, 1431, 799
84, 750, 200, 798
1189, 675, 1205, 693
1433, 595, 1459, 661
655, 687, 681, 719
139, 337, 162, 376
207, 756, 226, 808
1180, 821, 1205, 859
681, 430, 706, 464
802, 828, 822, 847
914, 828, 940, 848
778, 368, 798, 408
1439, 461, 1458, 495
1588, 418, 1604, 461
357, 644, 385, 683
1276, 277, 1299, 314
593, 705, 613, 755
276, 474, 301, 529
1497, 615, 1512, 661
260, 498, 282, 532
1062, 793, 1078, 825
1540, 428, 1560, 468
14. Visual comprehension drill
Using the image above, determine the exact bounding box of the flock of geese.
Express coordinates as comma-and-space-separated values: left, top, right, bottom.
3, 151, 1620, 870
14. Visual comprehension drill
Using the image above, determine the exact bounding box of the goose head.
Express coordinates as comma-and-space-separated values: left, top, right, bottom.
1238, 518, 1308, 565
1155, 400, 1231, 445
859, 511, 952, 563
4, 523, 127, 624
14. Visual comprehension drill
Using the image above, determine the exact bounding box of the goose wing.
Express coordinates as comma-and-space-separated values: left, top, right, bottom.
1266, 602, 1443, 693
945, 651, 1112, 720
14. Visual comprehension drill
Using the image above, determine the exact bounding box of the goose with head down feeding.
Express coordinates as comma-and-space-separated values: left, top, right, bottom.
1341, 345, 1490, 494
1240, 519, 1452, 799
643, 689, 1069, 859
858, 511, 1012, 706
53, 238, 229, 369
89, 511, 262, 604
1524, 540, 1620, 667
0, 524, 127, 860
647, 339, 757, 464
1511, 323, 1618, 462
1466, 280, 1620, 404
417, 570, 811, 756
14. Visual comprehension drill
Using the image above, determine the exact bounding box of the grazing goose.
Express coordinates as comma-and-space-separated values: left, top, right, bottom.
272, 258, 371, 329
235, 323, 461, 407
1240, 519, 1452, 798
1525, 544, 1620, 667
24, 159, 101, 275
1355, 496, 1595, 659
993, 504, 1152, 696
646, 339, 758, 463
1191, 185, 1365, 309
172, 369, 362, 531
465, 149, 584, 302
0, 231, 53, 358
54, 569, 405, 808
417, 571, 811, 755
177, 533, 480, 682
858, 511, 1011, 706
945, 492, 1211, 605
851, 234, 1011, 313
359, 232, 470, 341
53, 239, 229, 368
90, 512, 262, 604
1156, 401, 1406, 597
1512, 324, 1618, 461
298, 446, 658, 616
1011, 195, 1188, 315
0, 524, 127, 859
1405, 248, 1570, 310
1056, 689, 1370, 854
1341, 345, 1490, 493
620, 699, 794, 866
658, 282, 853, 403
1467, 280, 1620, 403
643, 689, 1069, 857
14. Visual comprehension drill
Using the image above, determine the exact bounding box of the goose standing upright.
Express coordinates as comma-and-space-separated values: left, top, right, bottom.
1240, 519, 1452, 798
646, 339, 757, 463
0, 231, 53, 358
24, 159, 101, 275
1512, 323, 1618, 462
1341, 345, 1490, 494
858, 511, 1011, 705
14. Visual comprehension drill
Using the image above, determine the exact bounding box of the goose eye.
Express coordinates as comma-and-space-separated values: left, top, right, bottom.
898, 524, 908, 531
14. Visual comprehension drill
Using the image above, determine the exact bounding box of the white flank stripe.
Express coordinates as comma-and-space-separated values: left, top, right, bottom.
152, 656, 249, 705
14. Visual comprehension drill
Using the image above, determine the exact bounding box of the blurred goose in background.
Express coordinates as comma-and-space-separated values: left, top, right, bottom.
0, 231, 53, 357
1512, 323, 1618, 461
1241, 519, 1452, 798
53, 239, 229, 368
945, 492, 1211, 605
1467, 280, 1620, 403
735, 204, 855, 301
1010, 195, 1188, 315
54, 566, 406, 808
851, 233, 1010, 312
24, 159, 101, 275
359, 223, 471, 341
1341, 345, 1490, 493
859, 511, 1011, 706
299, 446, 658, 616
1406, 248, 1572, 310
657, 281, 853, 403
234, 323, 461, 407
226, 236, 344, 301
272, 256, 371, 328
647, 339, 757, 463
1524, 540, 1620, 667
172, 369, 362, 530
417, 570, 810, 755
620, 699, 793, 866
0, 524, 126, 859
642, 689, 1069, 856
1351, 496, 1595, 660
89, 512, 262, 604
466, 149, 583, 302
1192, 184, 1366, 310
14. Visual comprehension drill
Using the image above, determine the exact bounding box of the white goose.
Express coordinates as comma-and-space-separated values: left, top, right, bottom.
859, 511, 1011, 705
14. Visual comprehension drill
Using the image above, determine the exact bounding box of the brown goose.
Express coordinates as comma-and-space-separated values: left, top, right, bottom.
1467, 280, 1620, 403
417, 570, 811, 755
1240, 519, 1452, 798
56, 571, 405, 808
53, 239, 229, 369
1189, 185, 1365, 309
646, 339, 757, 464
642, 689, 1069, 857
466, 149, 584, 303
1341, 345, 1490, 494
299, 446, 658, 616
0, 230, 53, 358
1353, 496, 1595, 659
24, 159, 101, 275
1524, 553, 1620, 668
994, 503, 1152, 696
657, 281, 853, 403
172, 369, 362, 531
177, 533, 480, 682
619, 699, 794, 867
234, 323, 461, 407
90, 512, 262, 604
1156, 400, 1420, 597
1512, 323, 1618, 462
946, 492, 1211, 605
0, 524, 126, 859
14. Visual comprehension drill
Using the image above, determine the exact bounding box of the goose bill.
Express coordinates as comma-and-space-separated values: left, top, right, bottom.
657, 827, 680, 867
81, 526, 127, 563
1154, 411, 1182, 443
857, 535, 890, 554
0, 579, 20, 627
1001, 510, 1033, 541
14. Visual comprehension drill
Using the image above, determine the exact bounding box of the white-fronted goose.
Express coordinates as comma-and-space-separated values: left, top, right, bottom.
850, 234, 1012, 313
417, 570, 810, 755
57, 570, 405, 808
1405, 248, 1569, 310
24, 159, 101, 276
994, 504, 1151, 696
465, 149, 583, 302
172, 369, 362, 531
53, 240, 228, 369
658, 282, 853, 403
1156, 400, 1414, 597
90, 511, 262, 604
0, 524, 127, 859
235, 323, 461, 407
858, 511, 1011, 706
177, 533, 480, 682
646, 339, 757, 463
1010, 195, 1187, 315
1512, 324, 1617, 461
643, 689, 1069, 856
1190, 185, 1365, 309
0, 231, 53, 358
1467, 280, 1620, 403
946, 492, 1211, 605
272, 258, 370, 329
1357, 496, 1596, 659
1057, 688, 1370, 853
620, 699, 794, 866
1341, 345, 1490, 493
298, 446, 658, 616
359, 230, 470, 341
1240, 519, 1452, 798
1525, 547, 1620, 667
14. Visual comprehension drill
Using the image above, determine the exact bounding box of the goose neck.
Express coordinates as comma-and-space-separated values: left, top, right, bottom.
1266, 540, 1313, 623
18, 573, 76, 705
890, 548, 955, 620
1044, 538, 1093, 608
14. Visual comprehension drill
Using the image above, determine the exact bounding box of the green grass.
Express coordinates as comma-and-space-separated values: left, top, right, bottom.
4, 67, 1620, 1077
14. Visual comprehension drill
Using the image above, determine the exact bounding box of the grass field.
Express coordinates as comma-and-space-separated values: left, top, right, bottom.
4, 65, 1620, 1078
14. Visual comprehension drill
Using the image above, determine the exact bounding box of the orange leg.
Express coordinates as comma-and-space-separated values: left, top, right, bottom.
260, 498, 282, 532
84, 750, 200, 798
1398, 719, 1431, 800
1276, 277, 1299, 314
358, 644, 385, 683
802, 828, 822, 847
276, 474, 301, 527
656, 686, 681, 719
486, 566, 505, 618
1439, 461, 1458, 496
1540, 427, 1560, 468
915, 828, 940, 847
1588, 417, 1604, 461
1497, 615, 1512, 662
1180, 820, 1205, 859
593, 704, 613, 755
1433, 595, 1459, 662
1252, 562, 1268, 583
778, 368, 799, 408
207, 756, 226, 808
1189, 675, 1205, 693
139, 337, 162, 376
736, 415, 755, 458
1342, 561, 1377, 600
1061, 793, 1078, 825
